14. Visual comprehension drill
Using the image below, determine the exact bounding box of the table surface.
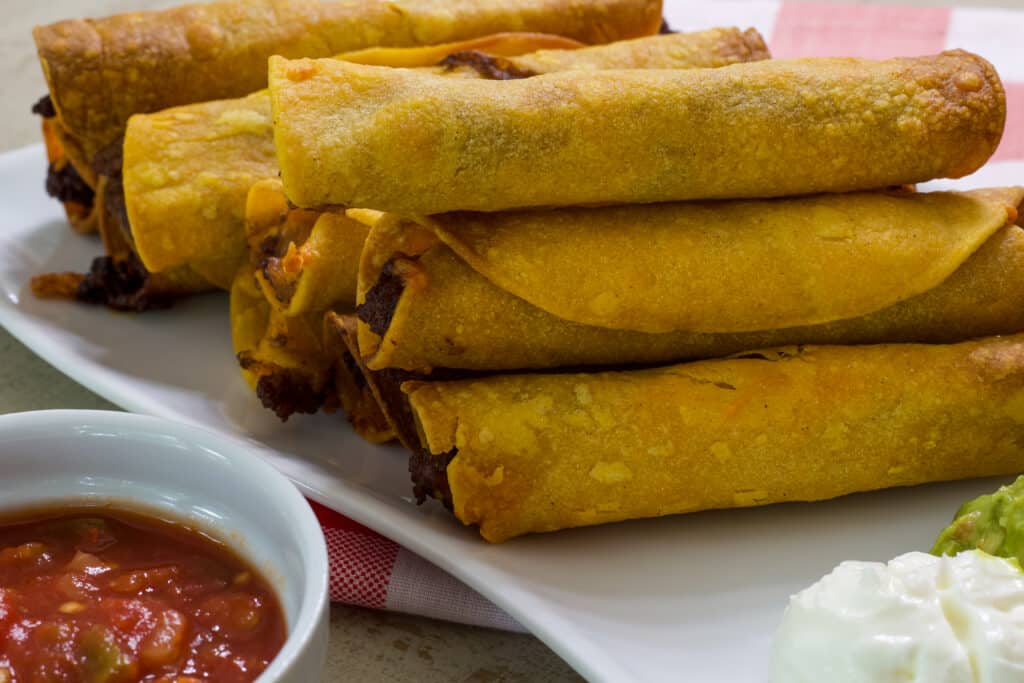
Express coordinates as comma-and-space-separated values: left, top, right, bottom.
3, 0, 1022, 681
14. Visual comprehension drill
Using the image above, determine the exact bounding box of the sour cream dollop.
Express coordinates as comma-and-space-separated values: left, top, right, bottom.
770, 550, 1024, 683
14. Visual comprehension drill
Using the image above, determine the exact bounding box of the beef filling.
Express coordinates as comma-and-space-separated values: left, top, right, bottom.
365, 365, 472, 508
91, 139, 124, 180
35, 94, 97, 209
372, 367, 423, 449
238, 352, 330, 421
74, 254, 174, 312
356, 260, 406, 336
90, 139, 131, 237
438, 51, 537, 80
410, 447, 457, 509
45, 162, 95, 207
259, 234, 281, 259
32, 95, 56, 119
255, 372, 329, 421
340, 349, 368, 392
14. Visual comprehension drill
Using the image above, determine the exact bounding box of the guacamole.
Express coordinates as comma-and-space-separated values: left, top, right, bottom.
932, 475, 1024, 563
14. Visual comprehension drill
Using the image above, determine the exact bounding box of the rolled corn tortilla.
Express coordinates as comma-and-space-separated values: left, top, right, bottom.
34, 0, 662, 162
406, 333, 1024, 542
245, 179, 370, 317
30, 162, 213, 310
356, 188, 1024, 372
271, 51, 1004, 214
117, 28, 766, 300
223, 29, 771, 418
29, 28, 578, 238
232, 180, 390, 425
231, 269, 395, 439
231, 266, 336, 420
124, 92, 279, 290
27, 31, 612, 307
229, 180, 373, 421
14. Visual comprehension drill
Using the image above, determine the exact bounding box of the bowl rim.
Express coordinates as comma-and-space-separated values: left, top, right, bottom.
0, 408, 329, 682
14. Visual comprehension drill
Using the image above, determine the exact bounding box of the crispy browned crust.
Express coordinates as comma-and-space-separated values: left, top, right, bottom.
237, 352, 331, 421
407, 333, 1024, 542
30, 272, 84, 300
272, 51, 1003, 214
37, 110, 99, 235
31, 254, 176, 312
33, 0, 662, 159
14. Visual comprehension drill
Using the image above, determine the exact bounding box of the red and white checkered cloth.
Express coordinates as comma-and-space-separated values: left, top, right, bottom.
312, 0, 1024, 632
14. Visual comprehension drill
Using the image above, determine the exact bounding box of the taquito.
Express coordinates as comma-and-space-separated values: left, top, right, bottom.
42, 28, 764, 312
123, 28, 767, 291
34, 0, 662, 163
270, 51, 1005, 214
231, 180, 372, 420
341, 28, 767, 74
406, 334, 1024, 542
356, 188, 1024, 373
225, 30, 770, 416
30, 28, 579, 240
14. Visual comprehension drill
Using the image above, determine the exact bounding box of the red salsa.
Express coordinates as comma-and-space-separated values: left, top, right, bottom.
0, 508, 286, 682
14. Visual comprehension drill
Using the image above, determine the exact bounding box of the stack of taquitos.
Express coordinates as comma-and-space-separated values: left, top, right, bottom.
263, 41, 1024, 542
29, 0, 667, 307
229, 29, 771, 428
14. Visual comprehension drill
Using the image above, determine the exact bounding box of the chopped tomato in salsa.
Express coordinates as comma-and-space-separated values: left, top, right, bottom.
0, 509, 286, 682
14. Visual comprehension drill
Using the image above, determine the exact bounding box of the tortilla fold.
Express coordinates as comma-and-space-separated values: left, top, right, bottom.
338, 33, 584, 67
406, 333, 1024, 542
270, 51, 1004, 214
231, 266, 337, 420
34, 0, 662, 161
323, 313, 402, 444
357, 188, 1024, 372
245, 179, 371, 318
230, 177, 391, 423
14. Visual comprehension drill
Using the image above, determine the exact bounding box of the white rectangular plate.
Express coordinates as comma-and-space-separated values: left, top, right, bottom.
2, 143, 1022, 682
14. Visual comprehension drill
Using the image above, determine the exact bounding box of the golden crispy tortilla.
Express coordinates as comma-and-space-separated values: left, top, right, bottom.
270, 51, 1004, 215
431, 190, 1016, 333
356, 188, 1024, 372
245, 180, 372, 318
406, 334, 1024, 542
124, 92, 277, 289
123, 29, 766, 293
35, 0, 663, 160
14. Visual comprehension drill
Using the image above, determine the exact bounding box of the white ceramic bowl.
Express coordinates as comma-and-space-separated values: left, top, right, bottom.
0, 409, 329, 682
